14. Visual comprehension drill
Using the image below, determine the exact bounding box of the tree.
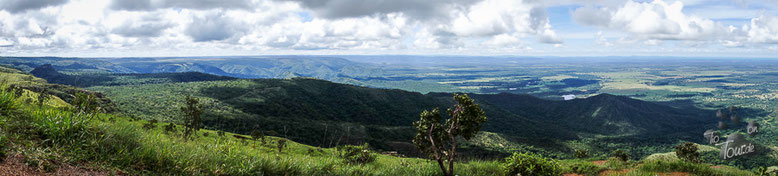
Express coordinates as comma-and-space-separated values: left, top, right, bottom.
180, 95, 203, 142
36, 88, 50, 109
277, 139, 287, 152
73, 92, 99, 114
412, 93, 487, 176
675, 142, 700, 163
251, 130, 265, 145
612, 149, 629, 162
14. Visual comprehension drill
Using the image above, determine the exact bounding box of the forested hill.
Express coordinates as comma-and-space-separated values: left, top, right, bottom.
86, 73, 718, 158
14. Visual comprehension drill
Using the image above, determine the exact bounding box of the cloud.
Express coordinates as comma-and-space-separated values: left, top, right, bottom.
284, 0, 479, 20
446, 0, 561, 45
109, 0, 255, 11
0, 0, 68, 13
747, 14, 778, 44
572, 6, 611, 27
111, 15, 176, 38
578, 1, 725, 40
186, 12, 246, 42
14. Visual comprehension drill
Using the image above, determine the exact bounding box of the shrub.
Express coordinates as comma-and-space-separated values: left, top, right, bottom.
336, 143, 376, 165
612, 149, 629, 162
639, 159, 713, 175
574, 149, 588, 159
277, 139, 287, 152
72, 92, 99, 114
143, 119, 158, 130
30, 109, 96, 145
604, 157, 629, 170
164, 123, 177, 134
0, 88, 19, 116
561, 160, 603, 175
0, 134, 7, 161
503, 152, 561, 176
675, 142, 700, 163
251, 130, 264, 144
35, 88, 50, 108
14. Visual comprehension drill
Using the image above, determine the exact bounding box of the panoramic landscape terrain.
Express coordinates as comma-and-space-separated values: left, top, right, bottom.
2, 0, 778, 175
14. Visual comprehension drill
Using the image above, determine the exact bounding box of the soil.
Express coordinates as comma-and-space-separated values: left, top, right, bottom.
599, 168, 630, 176
592, 160, 607, 165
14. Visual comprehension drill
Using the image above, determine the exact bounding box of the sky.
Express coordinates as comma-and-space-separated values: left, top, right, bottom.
0, 0, 777, 57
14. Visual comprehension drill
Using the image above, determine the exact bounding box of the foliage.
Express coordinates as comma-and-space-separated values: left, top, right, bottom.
604, 157, 629, 170
336, 143, 376, 165
674, 142, 700, 163
0, 133, 6, 161
35, 88, 50, 108
72, 92, 99, 114
412, 93, 487, 176
143, 119, 158, 130
754, 166, 778, 176
638, 160, 714, 175
163, 123, 177, 134
251, 129, 265, 144
574, 149, 588, 159
180, 95, 203, 142
612, 149, 629, 162
502, 152, 561, 176
277, 139, 287, 152
559, 160, 604, 176
0, 85, 19, 116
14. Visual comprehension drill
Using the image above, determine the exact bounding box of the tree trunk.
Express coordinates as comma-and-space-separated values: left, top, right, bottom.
427, 123, 450, 176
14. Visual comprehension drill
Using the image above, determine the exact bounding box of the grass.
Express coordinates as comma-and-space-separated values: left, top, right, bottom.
1, 81, 503, 175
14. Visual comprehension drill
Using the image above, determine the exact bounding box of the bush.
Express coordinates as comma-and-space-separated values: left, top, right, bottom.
0, 87, 19, 116
277, 139, 287, 152
30, 109, 96, 145
574, 149, 588, 159
561, 160, 603, 175
675, 142, 699, 163
164, 123, 177, 134
604, 157, 629, 170
612, 149, 629, 162
0, 134, 7, 161
503, 152, 561, 176
336, 143, 376, 165
143, 119, 158, 130
639, 159, 713, 175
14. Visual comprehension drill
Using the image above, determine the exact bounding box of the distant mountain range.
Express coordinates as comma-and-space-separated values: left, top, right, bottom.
2, 56, 386, 82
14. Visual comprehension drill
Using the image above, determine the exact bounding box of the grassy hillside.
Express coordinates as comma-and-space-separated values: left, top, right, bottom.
86, 75, 728, 161
0, 66, 768, 175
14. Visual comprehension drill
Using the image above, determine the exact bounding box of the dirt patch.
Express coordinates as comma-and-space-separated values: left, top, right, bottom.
710, 165, 722, 169
563, 173, 584, 176
0, 154, 114, 176
592, 160, 607, 165
656, 172, 691, 176
599, 168, 630, 176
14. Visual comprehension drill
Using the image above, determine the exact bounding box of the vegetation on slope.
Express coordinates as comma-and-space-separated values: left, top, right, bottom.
0, 66, 767, 175
87, 75, 723, 160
